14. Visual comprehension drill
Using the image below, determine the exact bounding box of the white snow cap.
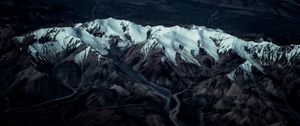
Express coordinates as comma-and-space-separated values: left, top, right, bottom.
16, 18, 300, 71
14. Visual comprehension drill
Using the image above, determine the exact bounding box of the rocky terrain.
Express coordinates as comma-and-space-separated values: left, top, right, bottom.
1, 0, 300, 126
0, 18, 299, 126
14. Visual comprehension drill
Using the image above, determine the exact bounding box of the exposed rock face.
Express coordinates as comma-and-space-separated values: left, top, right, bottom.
1, 18, 300, 126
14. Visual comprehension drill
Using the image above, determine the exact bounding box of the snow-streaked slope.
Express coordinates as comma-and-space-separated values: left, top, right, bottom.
16, 18, 300, 75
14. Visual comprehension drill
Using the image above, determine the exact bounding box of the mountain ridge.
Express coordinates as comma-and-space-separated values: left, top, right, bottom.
1, 18, 299, 126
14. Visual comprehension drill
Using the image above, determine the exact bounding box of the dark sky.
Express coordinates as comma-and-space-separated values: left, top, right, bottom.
1, 0, 300, 44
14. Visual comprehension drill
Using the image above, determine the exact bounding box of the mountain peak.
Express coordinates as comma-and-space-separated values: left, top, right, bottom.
17, 18, 300, 72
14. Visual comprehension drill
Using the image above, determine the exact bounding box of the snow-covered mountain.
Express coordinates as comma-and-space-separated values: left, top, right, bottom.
8, 18, 300, 126
16, 18, 300, 79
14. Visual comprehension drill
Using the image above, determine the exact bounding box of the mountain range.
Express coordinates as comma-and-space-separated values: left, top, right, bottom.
0, 18, 299, 126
